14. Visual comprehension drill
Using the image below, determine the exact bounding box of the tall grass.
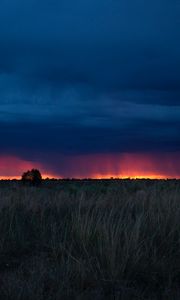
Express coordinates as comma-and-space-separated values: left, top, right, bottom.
0, 179, 179, 299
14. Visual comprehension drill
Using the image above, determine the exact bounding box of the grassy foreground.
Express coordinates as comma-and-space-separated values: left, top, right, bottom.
0, 179, 180, 299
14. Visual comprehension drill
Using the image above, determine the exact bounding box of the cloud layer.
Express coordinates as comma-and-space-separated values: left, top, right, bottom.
0, 0, 179, 177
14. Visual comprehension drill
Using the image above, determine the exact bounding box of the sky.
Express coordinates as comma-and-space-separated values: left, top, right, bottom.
0, 0, 180, 179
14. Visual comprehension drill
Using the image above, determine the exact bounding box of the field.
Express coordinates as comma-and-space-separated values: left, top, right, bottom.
0, 179, 180, 299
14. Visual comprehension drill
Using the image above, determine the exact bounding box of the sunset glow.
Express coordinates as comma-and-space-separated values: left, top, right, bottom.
66, 153, 180, 179
0, 156, 58, 179
0, 153, 179, 180
91, 174, 167, 180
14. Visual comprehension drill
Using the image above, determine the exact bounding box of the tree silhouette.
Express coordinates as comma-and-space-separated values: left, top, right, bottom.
21, 169, 42, 186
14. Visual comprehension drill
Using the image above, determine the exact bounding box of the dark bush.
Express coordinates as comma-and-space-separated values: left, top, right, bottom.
21, 169, 42, 186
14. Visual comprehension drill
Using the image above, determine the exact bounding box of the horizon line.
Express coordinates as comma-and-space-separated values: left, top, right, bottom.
0, 176, 180, 180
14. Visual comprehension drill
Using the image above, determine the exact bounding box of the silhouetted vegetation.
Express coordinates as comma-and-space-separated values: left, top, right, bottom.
21, 169, 42, 186
0, 179, 180, 299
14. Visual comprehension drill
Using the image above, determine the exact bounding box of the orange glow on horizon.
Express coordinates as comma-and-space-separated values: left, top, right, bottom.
64, 152, 180, 179
0, 174, 59, 180
91, 173, 169, 180
0, 156, 58, 180
0, 153, 180, 180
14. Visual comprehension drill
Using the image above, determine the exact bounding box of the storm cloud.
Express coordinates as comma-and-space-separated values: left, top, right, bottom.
0, 0, 179, 177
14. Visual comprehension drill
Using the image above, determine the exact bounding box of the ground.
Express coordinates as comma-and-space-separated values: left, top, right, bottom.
0, 179, 180, 300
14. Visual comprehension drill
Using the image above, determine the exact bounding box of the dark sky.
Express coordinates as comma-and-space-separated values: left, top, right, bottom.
0, 0, 180, 178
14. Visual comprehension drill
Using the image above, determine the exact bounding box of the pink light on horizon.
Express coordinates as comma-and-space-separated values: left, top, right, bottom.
0, 156, 58, 179
0, 152, 180, 180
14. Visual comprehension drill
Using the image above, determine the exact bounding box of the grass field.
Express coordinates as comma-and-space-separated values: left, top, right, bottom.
0, 179, 180, 299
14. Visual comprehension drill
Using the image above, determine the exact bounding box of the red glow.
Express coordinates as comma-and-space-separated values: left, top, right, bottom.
63, 153, 180, 179
0, 153, 180, 179
91, 173, 166, 179
0, 156, 57, 180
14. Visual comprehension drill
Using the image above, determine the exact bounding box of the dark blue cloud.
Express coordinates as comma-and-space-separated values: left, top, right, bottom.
0, 0, 179, 91
0, 0, 179, 171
